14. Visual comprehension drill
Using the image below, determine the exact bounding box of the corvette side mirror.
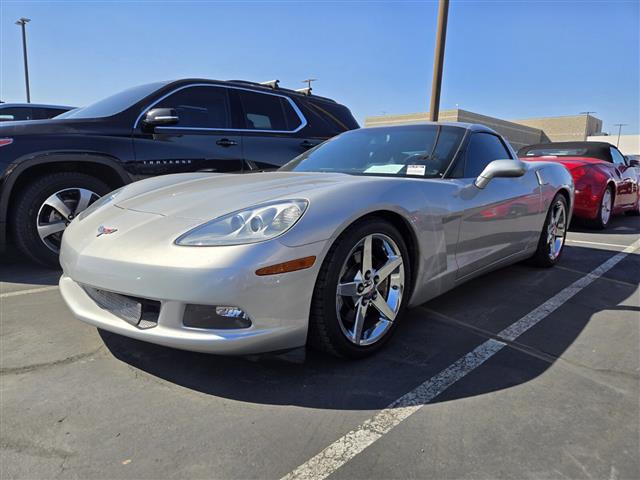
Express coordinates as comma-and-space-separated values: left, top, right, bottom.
142, 108, 179, 128
629, 158, 640, 167
475, 159, 526, 189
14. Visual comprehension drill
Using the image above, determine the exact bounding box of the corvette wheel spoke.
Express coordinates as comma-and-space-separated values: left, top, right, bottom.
361, 235, 373, 276
352, 299, 368, 344
371, 294, 397, 321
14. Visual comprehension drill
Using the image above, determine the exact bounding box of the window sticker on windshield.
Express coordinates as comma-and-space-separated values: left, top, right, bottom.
364, 164, 405, 174
407, 165, 426, 176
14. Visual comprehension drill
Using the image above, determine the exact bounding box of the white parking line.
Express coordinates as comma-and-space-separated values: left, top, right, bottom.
282, 238, 640, 480
566, 239, 630, 249
0, 285, 59, 299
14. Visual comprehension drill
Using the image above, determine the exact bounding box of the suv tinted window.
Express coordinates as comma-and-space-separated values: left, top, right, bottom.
0, 107, 33, 121
610, 147, 627, 166
156, 86, 231, 129
464, 133, 511, 178
308, 100, 359, 132
238, 91, 300, 131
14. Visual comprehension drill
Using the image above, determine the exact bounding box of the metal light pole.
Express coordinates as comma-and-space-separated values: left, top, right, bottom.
428, 0, 449, 122
15, 17, 31, 103
613, 123, 627, 147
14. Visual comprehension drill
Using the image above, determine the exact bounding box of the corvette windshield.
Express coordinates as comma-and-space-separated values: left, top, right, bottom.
56, 81, 169, 119
281, 125, 465, 178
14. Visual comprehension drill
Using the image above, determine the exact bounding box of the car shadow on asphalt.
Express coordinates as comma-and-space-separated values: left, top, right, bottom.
99, 242, 638, 411
569, 214, 639, 234
0, 246, 60, 287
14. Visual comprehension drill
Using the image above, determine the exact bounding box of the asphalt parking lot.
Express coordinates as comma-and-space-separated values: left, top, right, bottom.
1, 216, 639, 480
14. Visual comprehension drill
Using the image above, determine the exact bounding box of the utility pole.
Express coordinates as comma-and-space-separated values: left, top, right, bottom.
15, 17, 31, 103
613, 123, 627, 147
428, 0, 449, 121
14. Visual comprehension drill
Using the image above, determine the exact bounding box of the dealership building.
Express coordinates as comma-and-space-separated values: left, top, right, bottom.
364, 109, 608, 151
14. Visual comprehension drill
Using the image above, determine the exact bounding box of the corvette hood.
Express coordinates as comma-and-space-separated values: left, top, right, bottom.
115, 171, 355, 220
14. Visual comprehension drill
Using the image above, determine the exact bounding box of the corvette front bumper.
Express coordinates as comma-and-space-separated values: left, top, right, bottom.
59, 237, 328, 355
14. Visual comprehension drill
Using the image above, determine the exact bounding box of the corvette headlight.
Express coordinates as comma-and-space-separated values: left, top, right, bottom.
175, 199, 308, 246
76, 187, 124, 221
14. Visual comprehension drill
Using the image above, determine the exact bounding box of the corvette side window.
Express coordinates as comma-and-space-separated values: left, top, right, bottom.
610, 147, 627, 166
156, 86, 231, 129
464, 133, 511, 178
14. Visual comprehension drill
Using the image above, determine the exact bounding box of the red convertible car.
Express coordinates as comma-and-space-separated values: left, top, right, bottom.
519, 142, 640, 228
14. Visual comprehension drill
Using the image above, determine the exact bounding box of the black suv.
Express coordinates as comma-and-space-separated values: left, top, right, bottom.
0, 79, 358, 266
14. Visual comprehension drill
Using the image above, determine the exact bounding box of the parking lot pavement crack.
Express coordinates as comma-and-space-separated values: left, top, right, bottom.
555, 265, 638, 288
421, 307, 559, 363
0, 346, 104, 376
0, 438, 74, 461
422, 307, 638, 391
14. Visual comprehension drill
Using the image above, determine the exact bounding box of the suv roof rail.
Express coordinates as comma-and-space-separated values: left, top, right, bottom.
260, 79, 280, 89
225, 79, 337, 103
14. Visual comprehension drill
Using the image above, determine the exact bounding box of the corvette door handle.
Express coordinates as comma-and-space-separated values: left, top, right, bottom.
300, 140, 318, 149
216, 138, 237, 147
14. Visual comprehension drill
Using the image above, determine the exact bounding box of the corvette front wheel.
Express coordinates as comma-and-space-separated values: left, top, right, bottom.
308, 218, 411, 358
528, 193, 568, 268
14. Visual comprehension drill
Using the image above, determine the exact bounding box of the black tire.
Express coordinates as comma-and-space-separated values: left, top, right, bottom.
587, 185, 614, 229
308, 218, 412, 358
528, 193, 569, 268
11, 172, 112, 268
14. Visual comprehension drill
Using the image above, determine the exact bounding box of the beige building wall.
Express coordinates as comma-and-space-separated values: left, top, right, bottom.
512, 114, 603, 142
587, 134, 640, 156
364, 109, 544, 150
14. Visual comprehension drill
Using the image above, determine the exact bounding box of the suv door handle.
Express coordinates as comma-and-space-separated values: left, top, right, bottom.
216, 138, 237, 147
300, 140, 318, 149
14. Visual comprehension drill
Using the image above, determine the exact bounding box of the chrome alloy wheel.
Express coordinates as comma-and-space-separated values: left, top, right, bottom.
547, 199, 567, 260
601, 188, 612, 225
37, 188, 100, 253
335, 233, 405, 346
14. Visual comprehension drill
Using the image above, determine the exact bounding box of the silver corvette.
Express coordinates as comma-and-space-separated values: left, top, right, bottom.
59, 123, 574, 358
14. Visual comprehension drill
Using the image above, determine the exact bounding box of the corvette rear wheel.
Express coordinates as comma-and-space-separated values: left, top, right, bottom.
588, 186, 613, 229
12, 172, 111, 268
308, 218, 411, 358
529, 193, 568, 268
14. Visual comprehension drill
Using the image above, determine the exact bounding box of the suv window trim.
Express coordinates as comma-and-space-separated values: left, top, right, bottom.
133, 83, 308, 134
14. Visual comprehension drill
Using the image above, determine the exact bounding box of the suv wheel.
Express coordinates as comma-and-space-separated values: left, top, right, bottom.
12, 172, 111, 268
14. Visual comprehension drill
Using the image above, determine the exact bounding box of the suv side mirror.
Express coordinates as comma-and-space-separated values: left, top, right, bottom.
475, 159, 526, 189
142, 108, 179, 128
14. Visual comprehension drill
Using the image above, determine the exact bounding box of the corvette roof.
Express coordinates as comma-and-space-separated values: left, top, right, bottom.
517, 141, 613, 161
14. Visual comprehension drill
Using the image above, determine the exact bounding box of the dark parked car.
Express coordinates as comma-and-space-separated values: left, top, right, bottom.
0, 103, 75, 122
0, 79, 359, 266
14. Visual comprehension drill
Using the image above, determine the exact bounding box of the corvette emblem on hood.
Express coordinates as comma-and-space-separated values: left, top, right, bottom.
96, 225, 118, 237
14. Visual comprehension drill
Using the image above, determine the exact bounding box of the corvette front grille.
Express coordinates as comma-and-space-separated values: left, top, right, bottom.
83, 286, 160, 329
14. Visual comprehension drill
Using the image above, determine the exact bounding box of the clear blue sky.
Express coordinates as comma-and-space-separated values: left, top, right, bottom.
1, 1, 638, 133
